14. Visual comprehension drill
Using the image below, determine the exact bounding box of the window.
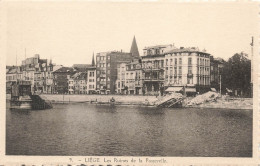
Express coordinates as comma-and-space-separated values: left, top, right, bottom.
107, 63, 110, 67
178, 67, 182, 75
178, 76, 182, 84
166, 59, 168, 66
187, 77, 193, 84
175, 58, 177, 65
188, 66, 192, 74
107, 56, 110, 60
188, 57, 192, 65
179, 58, 182, 65
174, 67, 177, 75
170, 59, 173, 66
161, 60, 164, 67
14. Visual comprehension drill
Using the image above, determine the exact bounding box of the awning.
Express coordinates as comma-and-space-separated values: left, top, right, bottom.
210, 88, 217, 92
185, 87, 196, 93
165, 87, 183, 92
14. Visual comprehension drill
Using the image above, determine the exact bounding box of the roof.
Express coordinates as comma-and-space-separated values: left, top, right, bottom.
141, 54, 165, 59
71, 72, 87, 80
6, 67, 21, 74
165, 48, 210, 55
72, 64, 93, 69
6, 66, 13, 69
143, 45, 171, 50
130, 36, 140, 57
53, 67, 74, 73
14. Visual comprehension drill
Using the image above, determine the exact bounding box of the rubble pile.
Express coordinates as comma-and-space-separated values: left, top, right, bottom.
187, 91, 220, 106
154, 93, 183, 107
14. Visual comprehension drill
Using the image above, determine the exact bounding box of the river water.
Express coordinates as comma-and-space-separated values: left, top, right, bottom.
6, 102, 252, 157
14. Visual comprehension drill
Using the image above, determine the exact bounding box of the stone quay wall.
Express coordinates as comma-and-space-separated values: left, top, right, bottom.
39, 94, 158, 105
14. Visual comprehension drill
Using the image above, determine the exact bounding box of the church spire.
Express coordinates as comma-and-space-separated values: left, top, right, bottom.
91, 52, 95, 66
130, 36, 140, 57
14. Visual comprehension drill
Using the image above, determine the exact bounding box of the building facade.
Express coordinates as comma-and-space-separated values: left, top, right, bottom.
86, 66, 96, 94
164, 47, 211, 94
116, 59, 143, 95
53, 67, 76, 94
141, 45, 175, 95
68, 72, 88, 94
96, 51, 137, 94
210, 56, 224, 92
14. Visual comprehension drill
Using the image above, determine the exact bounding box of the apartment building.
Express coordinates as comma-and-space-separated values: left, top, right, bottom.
86, 66, 96, 94
164, 47, 211, 94
96, 51, 137, 94
210, 56, 224, 91
116, 62, 127, 94
53, 67, 76, 94
68, 72, 88, 94
141, 44, 175, 95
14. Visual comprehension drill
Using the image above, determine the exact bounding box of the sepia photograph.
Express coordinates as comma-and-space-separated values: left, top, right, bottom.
1, 1, 259, 165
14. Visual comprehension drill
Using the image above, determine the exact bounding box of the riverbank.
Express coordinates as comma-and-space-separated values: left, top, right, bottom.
184, 97, 253, 110
39, 94, 158, 105
6, 94, 253, 109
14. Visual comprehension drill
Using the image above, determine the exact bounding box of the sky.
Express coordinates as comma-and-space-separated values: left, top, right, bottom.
4, 2, 259, 66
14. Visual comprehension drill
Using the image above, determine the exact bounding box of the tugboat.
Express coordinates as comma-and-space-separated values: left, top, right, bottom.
10, 80, 52, 110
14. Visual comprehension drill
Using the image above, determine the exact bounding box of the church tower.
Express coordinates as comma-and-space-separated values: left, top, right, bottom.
130, 36, 140, 57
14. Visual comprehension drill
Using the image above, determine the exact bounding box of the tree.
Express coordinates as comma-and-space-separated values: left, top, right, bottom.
222, 53, 251, 97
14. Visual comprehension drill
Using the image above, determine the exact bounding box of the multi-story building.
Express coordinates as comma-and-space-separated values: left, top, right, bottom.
53, 67, 76, 94
68, 72, 88, 94
86, 66, 96, 94
96, 36, 140, 94
6, 66, 23, 94
116, 61, 128, 94
116, 59, 143, 95
210, 56, 224, 92
20, 54, 55, 93
6, 66, 23, 82
96, 51, 138, 94
164, 47, 211, 94
141, 44, 175, 95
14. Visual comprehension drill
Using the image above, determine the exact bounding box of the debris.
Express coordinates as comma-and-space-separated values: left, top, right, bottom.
187, 91, 220, 106
155, 93, 183, 108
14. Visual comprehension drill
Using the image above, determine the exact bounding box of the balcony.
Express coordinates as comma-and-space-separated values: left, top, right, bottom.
144, 76, 164, 82
99, 74, 106, 78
